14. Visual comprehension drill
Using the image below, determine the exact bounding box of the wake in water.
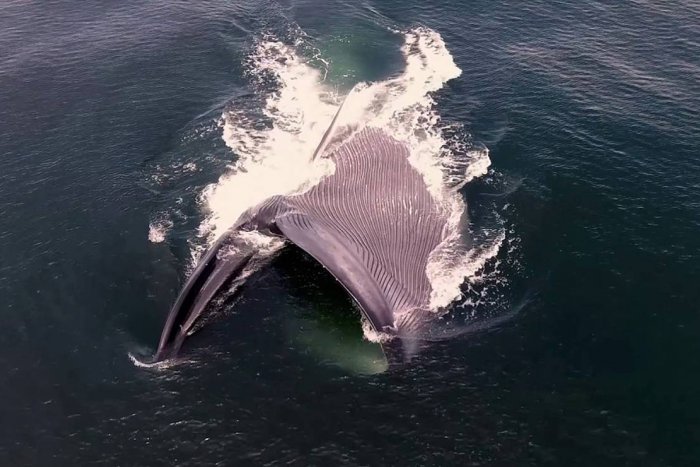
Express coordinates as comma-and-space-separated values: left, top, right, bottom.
153, 26, 514, 347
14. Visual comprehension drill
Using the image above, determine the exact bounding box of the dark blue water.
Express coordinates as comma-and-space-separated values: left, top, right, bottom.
1, 1, 699, 465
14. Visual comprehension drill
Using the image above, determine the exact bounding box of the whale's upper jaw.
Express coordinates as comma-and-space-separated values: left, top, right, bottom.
153, 233, 256, 361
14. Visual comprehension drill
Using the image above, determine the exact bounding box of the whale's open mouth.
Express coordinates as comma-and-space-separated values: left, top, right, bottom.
151, 27, 512, 366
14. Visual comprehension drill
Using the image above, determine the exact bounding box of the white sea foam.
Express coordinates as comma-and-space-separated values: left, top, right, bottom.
200, 38, 338, 244
199, 27, 502, 326
127, 352, 195, 369
361, 316, 394, 344
182, 162, 198, 172
148, 214, 173, 243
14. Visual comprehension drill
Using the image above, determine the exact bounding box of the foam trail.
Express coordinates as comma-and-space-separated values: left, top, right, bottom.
200, 27, 502, 325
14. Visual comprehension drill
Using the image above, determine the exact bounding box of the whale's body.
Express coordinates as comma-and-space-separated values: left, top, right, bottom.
155, 97, 464, 363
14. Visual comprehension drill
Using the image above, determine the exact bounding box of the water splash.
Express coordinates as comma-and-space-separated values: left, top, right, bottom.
148, 214, 173, 244
200, 38, 338, 245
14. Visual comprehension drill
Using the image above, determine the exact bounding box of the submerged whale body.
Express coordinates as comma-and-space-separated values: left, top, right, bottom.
154, 92, 466, 364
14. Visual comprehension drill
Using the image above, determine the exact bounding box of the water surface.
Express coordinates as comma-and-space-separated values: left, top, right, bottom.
1, 0, 699, 465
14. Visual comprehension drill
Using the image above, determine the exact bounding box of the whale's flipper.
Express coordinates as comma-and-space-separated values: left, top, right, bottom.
155, 232, 255, 361
274, 213, 396, 333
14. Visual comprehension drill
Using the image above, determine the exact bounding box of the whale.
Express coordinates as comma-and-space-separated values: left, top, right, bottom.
154, 90, 466, 364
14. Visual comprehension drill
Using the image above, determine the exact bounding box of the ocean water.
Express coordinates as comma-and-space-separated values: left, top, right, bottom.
1, 0, 699, 465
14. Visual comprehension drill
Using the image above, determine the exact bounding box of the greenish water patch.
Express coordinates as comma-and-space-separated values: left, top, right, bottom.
286, 309, 388, 375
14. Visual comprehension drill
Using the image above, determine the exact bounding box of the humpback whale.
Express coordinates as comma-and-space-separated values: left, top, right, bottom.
154, 90, 465, 363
